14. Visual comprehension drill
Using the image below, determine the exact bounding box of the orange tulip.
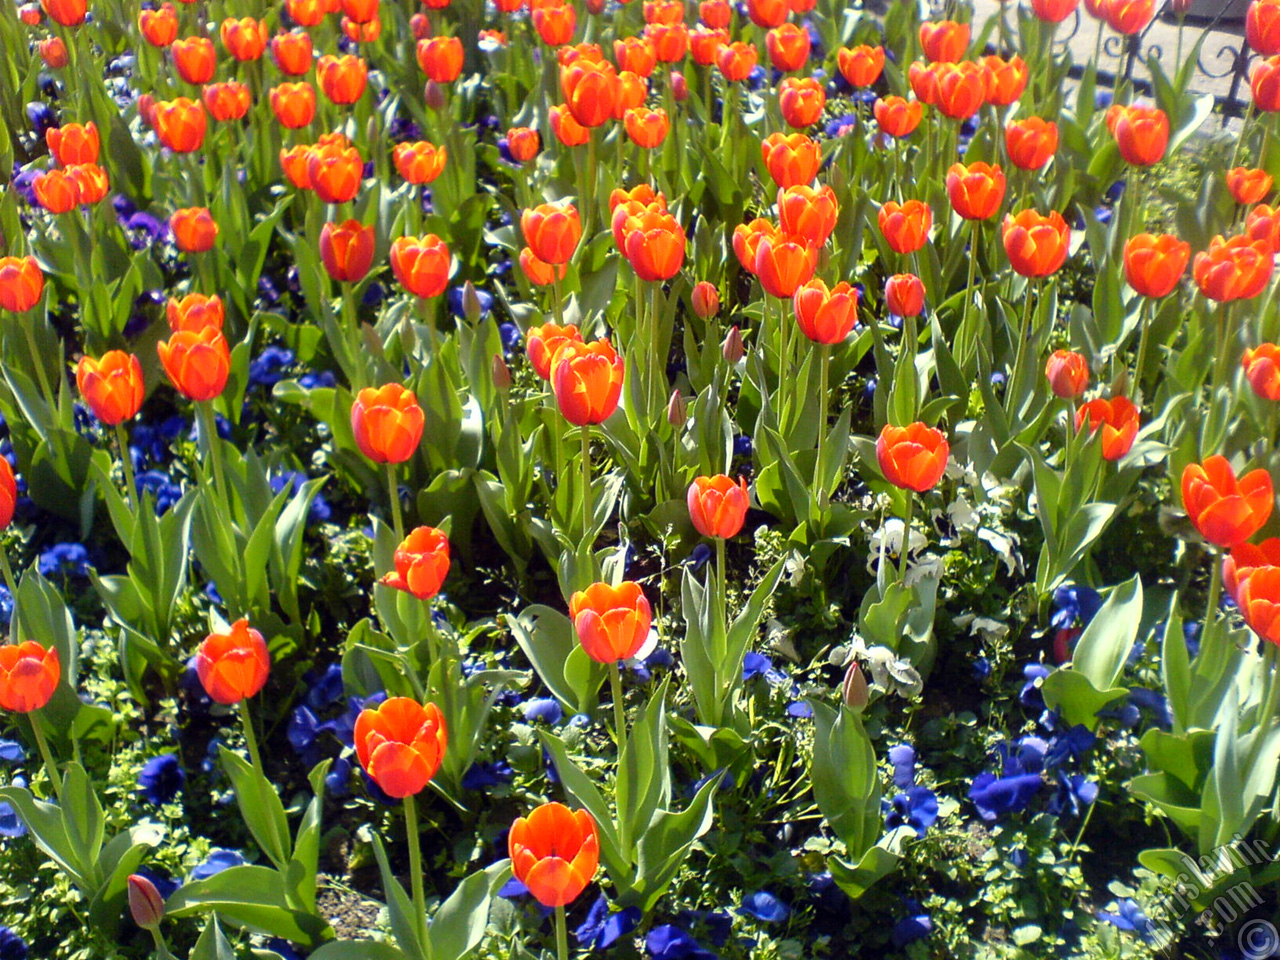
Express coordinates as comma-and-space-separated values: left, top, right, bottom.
1101, 0, 1154, 34
778, 184, 838, 246
733, 218, 779, 274
220, 17, 267, 60
270, 82, 316, 128
689, 26, 727, 65
766, 23, 810, 71
317, 54, 367, 103
202, 82, 251, 121
688, 474, 749, 538
416, 36, 464, 82
562, 60, 619, 126
46, 121, 99, 165
528, 323, 584, 379
746, 0, 786, 26
507, 127, 541, 162
1256, 56, 1280, 111
341, 0, 377, 23
691, 281, 720, 319
320, 220, 375, 283
1182, 456, 1274, 548
76, 352, 144, 425
520, 247, 568, 285
779, 76, 825, 128
982, 54, 1028, 106
390, 235, 451, 299
1228, 166, 1274, 205
288, 0, 326, 24
351, 384, 425, 463
195, 619, 270, 704
1108, 104, 1168, 165
307, 142, 363, 203
271, 30, 313, 75
1244, 343, 1280, 400
34, 170, 78, 214
1002, 209, 1070, 277
933, 61, 986, 119
1045, 349, 1089, 398
153, 97, 206, 152
393, 141, 447, 184
614, 36, 656, 77
1250, 0, 1280, 55
622, 210, 685, 281
1123, 233, 1190, 298
158, 326, 230, 400
0, 257, 45, 313
172, 36, 216, 84
793, 279, 858, 344
1222, 537, 1280, 602
1075, 396, 1139, 460
879, 200, 932, 254
0, 642, 60, 713
170, 207, 218, 252
876, 422, 949, 492
908, 62, 940, 105
355, 698, 447, 798
624, 106, 670, 148
1005, 117, 1058, 170
1248, 203, 1280, 252
874, 96, 924, 138
139, 3, 177, 46
522, 202, 581, 265
509, 803, 599, 908
1193, 235, 1273, 302
919, 19, 969, 62
533, 1, 576, 45
644, 21, 687, 62
761, 132, 821, 188
552, 339, 624, 425
946, 162, 1006, 220
837, 44, 885, 86
1031, 0, 1078, 21
1236, 565, 1280, 645
0, 459, 15, 529
39, 36, 68, 68
569, 581, 652, 661
67, 164, 108, 206
279, 145, 313, 188
610, 71, 648, 121
41, 0, 83, 25
754, 233, 818, 297
700, 0, 731, 25
166, 293, 224, 332
885, 273, 925, 317
381, 526, 450, 599
716, 40, 757, 81
340, 13, 381, 42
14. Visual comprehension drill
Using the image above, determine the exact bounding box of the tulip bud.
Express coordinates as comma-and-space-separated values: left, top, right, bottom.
462, 281, 482, 322
410, 11, 429, 37
841, 660, 868, 711
424, 80, 445, 111
691, 281, 720, 319
722, 325, 744, 364
128, 875, 165, 930
492, 353, 512, 391
19, 3, 41, 24
670, 71, 688, 101
1169, 0, 1192, 13
587, 0, 605, 13
365, 114, 380, 147
667, 389, 687, 426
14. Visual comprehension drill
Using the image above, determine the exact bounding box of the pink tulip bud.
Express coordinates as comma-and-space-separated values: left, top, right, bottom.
722, 325, 744, 364
667, 389, 687, 426
411, 12, 430, 38
691, 281, 720, 319
587, 0, 605, 13
670, 71, 688, 101
841, 661, 868, 711
128, 875, 165, 930
424, 80, 445, 111
462, 281, 482, 321
492, 353, 512, 390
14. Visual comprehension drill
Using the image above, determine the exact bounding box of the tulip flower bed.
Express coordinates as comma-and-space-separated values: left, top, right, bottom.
7, 0, 1280, 954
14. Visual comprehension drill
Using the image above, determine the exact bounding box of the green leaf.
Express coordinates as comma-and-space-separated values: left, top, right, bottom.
1072, 575, 1143, 691
307, 943, 407, 960
536, 731, 625, 875
808, 701, 882, 857
427, 860, 511, 960
827, 841, 900, 902
165, 865, 331, 946
370, 832, 426, 960
189, 917, 236, 960
219, 747, 293, 870
628, 771, 723, 913
59, 762, 105, 885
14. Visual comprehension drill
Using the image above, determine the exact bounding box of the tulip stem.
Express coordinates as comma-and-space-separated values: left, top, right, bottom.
149, 927, 178, 960
715, 536, 727, 625
898, 493, 914, 583
197, 401, 230, 515
22, 322, 55, 408
1007, 281, 1037, 420
239, 699, 263, 773
30, 716, 62, 805
554, 904, 570, 960
580, 425, 592, 544
1213, 303, 1238, 399
114, 424, 139, 509
550, 274, 567, 330
1202, 548, 1223, 646
817, 344, 830, 510
386, 463, 405, 543
404, 792, 429, 949
1132, 297, 1152, 401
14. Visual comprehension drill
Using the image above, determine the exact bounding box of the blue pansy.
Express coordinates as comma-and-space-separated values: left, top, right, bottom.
38, 542, 90, 577
738, 890, 788, 923
972, 656, 992, 680
969, 771, 1043, 821
888, 743, 916, 789
687, 543, 712, 570
325, 757, 352, 798
0, 741, 20, 765
1048, 773, 1098, 818
574, 893, 642, 949
461, 761, 514, 790
676, 910, 732, 946
742, 652, 787, 685
288, 706, 321, 757
1018, 663, 1050, 710
885, 786, 939, 836
891, 900, 932, 948
1128, 688, 1172, 729
732, 435, 752, 459
249, 346, 295, 388
1051, 585, 1103, 631
299, 370, 337, 390
0, 926, 28, 960
786, 699, 814, 718
646, 925, 720, 960
1098, 898, 1154, 941
0, 801, 27, 838
523, 698, 563, 724
1043, 725, 1094, 768
138, 754, 185, 805
305, 664, 345, 712
190, 849, 245, 882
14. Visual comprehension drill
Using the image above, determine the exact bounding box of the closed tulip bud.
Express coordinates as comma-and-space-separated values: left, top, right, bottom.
919, 19, 969, 62
623, 211, 686, 280
755, 233, 818, 298
270, 82, 317, 128
644, 21, 687, 61
552, 338, 624, 425
570, 581, 652, 662
716, 40, 756, 81
195, 619, 269, 704
172, 36, 216, 84
1044, 350, 1089, 398
158, 326, 230, 400
0, 642, 59, 713
1228, 166, 1273, 205
876, 422, 949, 492
166, 293, 224, 332
667, 389, 688, 425
318, 54, 367, 104
66, 163, 106, 205
127, 875, 165, 931
319, 220, 375, 283
946, 162, 1006, 220
723, 325, 745, 363
492, 353, 513, 391
288, 0, 326, 24
874, 96, 924, 138
0, 459, 13, 530
885, 273, 925, 317
691, 281, 720, 319
1254, 56, 1280, 112
879, 200, 933, 255
34, 170, 78, 214
1250, 0, 1280, 55
39, 37, 68, 67
527, 323, 583, 379
1193, 234, 1273, 302
761, 132, 821, 188
352, 383, 425, 463
1182, 456, 1274, 548
424, 79, 446, 111
271, 30, 313, 74
170, 207, 218, 253
153, 97, 207, 152
688, 474, 750, 538
509, 803, 599, 908
533, 0, 576, 44
1244, 343, 1280, 400
766, 23, 810, 71
0, 256, 45, 313
586, 0, 605, 14
41, 0, 84, 25
76, 352, 144, 425
1005, 117, 1058, 170
1002, 209, 1070, 277
793, 279, 858, 344
1031, 0, 1079, 21
202, 82, 251, 121
562, 60, 620, 126
355, 698, 447, 797
390, 235, 451, 298
381, 525, 450, 598
220, 17, 267, 60
279, 145, 312, 188
507, 127, 541, 162
841, 660, 868, 710
615, 36, 657, 77
47, 122, 99, 166
417, 36, 464, 82
393, 140, 447, 184
779, 76, 826, 128
837, 44, 885, 86
981, 55, 1029, 106
671, 70, 688, 100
